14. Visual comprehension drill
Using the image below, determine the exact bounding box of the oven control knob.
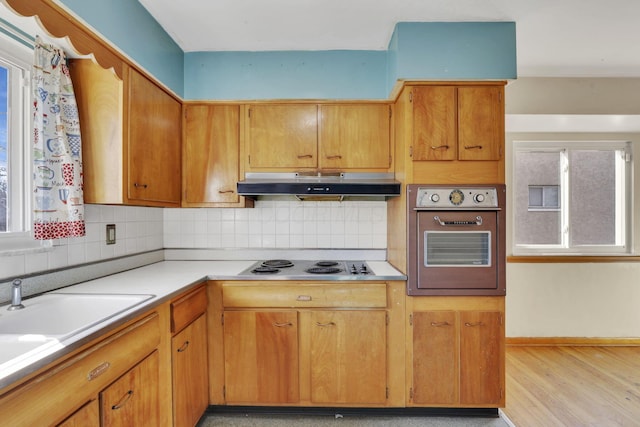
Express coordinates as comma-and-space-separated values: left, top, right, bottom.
430, 193, 440, 203
473, 193, 485, 203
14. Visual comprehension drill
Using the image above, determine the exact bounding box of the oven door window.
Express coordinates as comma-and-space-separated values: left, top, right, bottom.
424, 231, 491, 267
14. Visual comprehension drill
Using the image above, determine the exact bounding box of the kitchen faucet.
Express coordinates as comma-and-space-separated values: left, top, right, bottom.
7, 279, 25, 310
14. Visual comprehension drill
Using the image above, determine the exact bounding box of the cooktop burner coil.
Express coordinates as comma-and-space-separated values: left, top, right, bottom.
305, 266, 343, 274
251, 266, 281, 274
315, 261, 339, 267
261, 259, 294, 268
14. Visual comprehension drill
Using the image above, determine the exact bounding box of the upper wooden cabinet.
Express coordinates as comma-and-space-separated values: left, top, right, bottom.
319, 104, 391, 170
182, 104, 252, 207
246, 104, 317, 170
411, 84, 504, 162
69, 59, 181, 207
244, 103, 392, 172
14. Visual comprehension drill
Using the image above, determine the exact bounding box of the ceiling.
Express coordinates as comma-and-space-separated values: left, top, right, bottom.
137, 0, 640, 78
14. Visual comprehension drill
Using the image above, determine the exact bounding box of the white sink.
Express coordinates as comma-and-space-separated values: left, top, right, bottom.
0, 293, 155, 371
0, 293, 154, 338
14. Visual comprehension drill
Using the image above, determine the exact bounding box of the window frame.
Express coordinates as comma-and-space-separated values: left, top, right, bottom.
512, 140, 633, 256
0, 30, 46, 253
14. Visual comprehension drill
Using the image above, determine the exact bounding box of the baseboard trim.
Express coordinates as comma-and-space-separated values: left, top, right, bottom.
506, 337, 640, 346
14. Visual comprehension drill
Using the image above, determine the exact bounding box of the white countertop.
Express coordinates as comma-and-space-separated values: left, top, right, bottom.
0, 260, 405, 391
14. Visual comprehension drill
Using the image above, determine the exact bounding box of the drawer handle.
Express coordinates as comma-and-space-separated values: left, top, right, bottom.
111, 390, 134, 410
133, 182, 148, 188
87, 361, 111, 381
177, 340, 190, 353
325, 155, 342, 160
430, 321, 451, 327
464, 322, 485, 327
430, 145, 450, 150
218, 189, 234, 194
273, 322, 293, 328
297, 154, 313, 159
464, 145, 483, 150
297, 295, 312, 301
316, 321, 336, 327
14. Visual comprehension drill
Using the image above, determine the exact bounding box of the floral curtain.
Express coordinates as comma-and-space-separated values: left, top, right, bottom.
32, 37, 85, 240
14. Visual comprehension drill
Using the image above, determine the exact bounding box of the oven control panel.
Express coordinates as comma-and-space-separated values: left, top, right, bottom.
415, 187, 500, 209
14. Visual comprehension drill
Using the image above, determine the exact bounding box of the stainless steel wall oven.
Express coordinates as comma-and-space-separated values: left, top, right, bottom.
407, 184, 506, 296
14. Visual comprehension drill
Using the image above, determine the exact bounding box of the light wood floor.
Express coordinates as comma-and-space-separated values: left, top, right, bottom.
503, 346, 640, 427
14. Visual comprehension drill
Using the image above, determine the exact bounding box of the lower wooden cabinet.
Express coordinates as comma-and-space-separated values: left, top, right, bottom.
170, 285, 209, 426
0, 313, 161, 426
100, 351, 160, 426
172, 314, 209, 426
307, 310, 387, 404
223, 310, 299, 404
214, 281, 392, 407
410, 305, 504, 407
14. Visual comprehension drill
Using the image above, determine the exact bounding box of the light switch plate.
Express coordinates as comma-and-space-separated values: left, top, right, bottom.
106, 224, 116, 245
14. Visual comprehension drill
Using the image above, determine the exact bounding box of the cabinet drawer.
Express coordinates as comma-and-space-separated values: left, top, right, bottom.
171, 284, 207, 333
0, 313, 160, 426
222, 282, 387, 308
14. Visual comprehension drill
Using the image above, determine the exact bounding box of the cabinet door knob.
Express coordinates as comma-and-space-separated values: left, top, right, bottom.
325, 155, 342, 160
464, 145, 483, 150
315, 321, 336, 327
177, 340, 190, 352
430, 321, 451, 327
430, 145, 450, 150
464, 322, 485, 327
133, 182, 148, 188
297, 154, 313, 159
111, 390, 134, 410
273, 322, 293, 328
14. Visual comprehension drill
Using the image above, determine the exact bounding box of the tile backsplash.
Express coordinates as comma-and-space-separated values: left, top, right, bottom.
0, 204, 164, 280
164, 199, 388, 249
0, 200, 387, 281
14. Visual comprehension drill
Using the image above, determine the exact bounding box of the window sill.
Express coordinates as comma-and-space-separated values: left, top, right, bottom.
507, 255, 640, 263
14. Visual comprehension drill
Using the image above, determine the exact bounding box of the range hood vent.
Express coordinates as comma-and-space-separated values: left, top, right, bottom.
237, 172, 400, 200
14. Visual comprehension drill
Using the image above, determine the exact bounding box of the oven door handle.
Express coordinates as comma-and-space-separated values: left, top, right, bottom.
433, 215, 483, 226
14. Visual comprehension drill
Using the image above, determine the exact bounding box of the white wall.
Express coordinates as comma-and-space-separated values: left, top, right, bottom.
505, 77, 640, 338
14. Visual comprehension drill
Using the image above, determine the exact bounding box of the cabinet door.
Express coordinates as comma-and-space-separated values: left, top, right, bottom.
246, 104, 317, 169
319, 104, 391, 170
127, 68, 182, 205
223, 311, 299, 403
412, 311, 458, 404
172, 314, 209, 427
57, 400, 99, 427
307, 310, 387, 404
412, 86, 457, 161
100, 350, 160, 427
460, 311, 504, 405
457, 86, 503, 161
183, 105, 241, 205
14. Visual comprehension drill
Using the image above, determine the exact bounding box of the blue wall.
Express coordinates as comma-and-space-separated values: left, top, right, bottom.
184, 50, 388, 100
58, 0, 184, 96
390, 22, 517, 93
55, 1, 516, 100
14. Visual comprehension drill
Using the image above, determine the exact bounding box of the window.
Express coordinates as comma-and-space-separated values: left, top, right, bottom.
528, 185, 559, 211
0, 30, 36, 251
513, 141, 632, 255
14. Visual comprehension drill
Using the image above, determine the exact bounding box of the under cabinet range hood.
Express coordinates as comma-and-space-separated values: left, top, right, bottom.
237, 172, 401, 200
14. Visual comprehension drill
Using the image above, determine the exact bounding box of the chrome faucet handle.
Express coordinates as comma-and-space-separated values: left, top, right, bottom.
7, 279, 25, 311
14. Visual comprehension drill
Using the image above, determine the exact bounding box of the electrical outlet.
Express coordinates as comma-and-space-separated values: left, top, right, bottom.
106, 224, 116, 245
